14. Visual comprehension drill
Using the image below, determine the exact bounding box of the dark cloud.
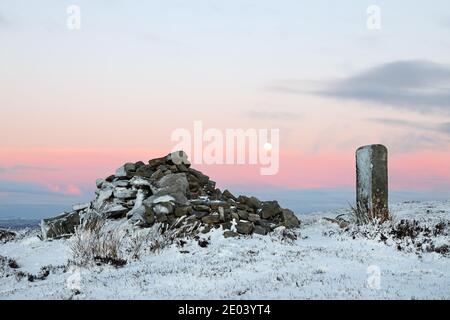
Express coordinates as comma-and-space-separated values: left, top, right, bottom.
314, 60, 450, 112
367, 118, 450, 136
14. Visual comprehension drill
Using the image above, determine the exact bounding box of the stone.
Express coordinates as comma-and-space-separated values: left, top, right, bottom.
113, 187, 137, 199
150, 169, 164, 181
188, 168, 210, 186
104, 204, 129, 219
193, 204, 211, 212
174, 206, 193, 217
238, 210, 249, 220
236, 221, 253, 235
72, 202, 90, 212
255, 219, 276, 231
237, 203, 249, 211
223, 230, 239, 238
115, 163, 136, 178
97, 188, 113, 203
0, 229, 16, 243
253, 225, 269, 235
148, 156, 167, 168
153, 202, 174, 215
260, 201, 282, 219
222, 189, 237, 201
95, 178, 105, 189
166, 150, 191, 167
128, 204, 154, 227
209, 201, 229, 210
238, 195, 261, 210
176, 164, 189, 172
112, 180, 130, 187
248, 213, 261, 222
127, 190, 154, 226
134, 161, 145, 169
220, 221, 232, 230
281, 209, 300, 228
247, 196, 262, 209
148, 173, 189, 206
205, 180, 216, 191
135, 164, 154, 178
129, 176, 152, 188
41, 211, 81, 240
105, 175, 116, 182
356, 144, 389, 222
193, 211, 209, 219
202, 214, 221, 224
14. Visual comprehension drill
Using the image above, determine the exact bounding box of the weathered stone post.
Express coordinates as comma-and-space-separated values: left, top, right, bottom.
356, 144, 389, 223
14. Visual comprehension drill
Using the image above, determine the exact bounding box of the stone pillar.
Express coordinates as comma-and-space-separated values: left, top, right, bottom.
356, 144, 388, 221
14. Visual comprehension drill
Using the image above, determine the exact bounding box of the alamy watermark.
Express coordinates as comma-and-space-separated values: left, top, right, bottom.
366, 265, 381, 290
171, 121, 280, 176
366, 5, 381, 30
67, 5, 81, 30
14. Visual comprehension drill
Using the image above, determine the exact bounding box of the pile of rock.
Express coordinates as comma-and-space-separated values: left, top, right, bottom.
41, 151, 300, 240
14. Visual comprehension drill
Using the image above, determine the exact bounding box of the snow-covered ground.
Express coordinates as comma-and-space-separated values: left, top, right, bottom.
1, 200, 449, 300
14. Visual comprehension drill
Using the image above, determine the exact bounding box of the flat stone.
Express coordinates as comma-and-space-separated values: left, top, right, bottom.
148, 156, 167, 168
253, 225, 269, 235
173, 206, 192, 217
220, 221, 232, 230
115, 163, 136, 178
95, 178, 105, 189
236, 221, 253, 235
222, 189, 237, 201
193, 211, 209, 219
113, 187, 137, 199
237, 210, 249, 220
41, 211, 81, 240
223, 230, 239, 238
112, 180, 130, 187
188, 168, 210, 186
166, 150, 191, 166
153, 202, 174, 215
72, 202, 90, 212
129, 176, 152, 188
202, 215, 221, 224
193, 204, 211, 212
105, 204, 129, 219
148, 173, 189, 205
135, 164, 154, 178
260, 201, 282, 219
281, 209, 300, 228
248, 213, 261, 222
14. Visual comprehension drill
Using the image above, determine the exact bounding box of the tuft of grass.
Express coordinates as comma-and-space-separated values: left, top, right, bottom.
349, 203, 392, 225
70, 217, 126, 267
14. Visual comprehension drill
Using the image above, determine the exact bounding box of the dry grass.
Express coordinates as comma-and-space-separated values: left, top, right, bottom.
70, 217, 126, 267
350, 203, 392, 225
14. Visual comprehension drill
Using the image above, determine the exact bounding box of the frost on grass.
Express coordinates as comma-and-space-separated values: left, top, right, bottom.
1, 200, 449, 299
69, 217, 179, 267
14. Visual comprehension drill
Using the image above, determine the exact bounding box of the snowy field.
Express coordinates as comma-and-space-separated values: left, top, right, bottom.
1, 200, 449, 300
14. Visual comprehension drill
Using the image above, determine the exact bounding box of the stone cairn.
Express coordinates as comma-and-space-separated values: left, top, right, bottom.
41, 151, 300, 240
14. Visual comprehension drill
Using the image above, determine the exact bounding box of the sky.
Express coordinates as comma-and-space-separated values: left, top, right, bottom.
1, 0, 450, 218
